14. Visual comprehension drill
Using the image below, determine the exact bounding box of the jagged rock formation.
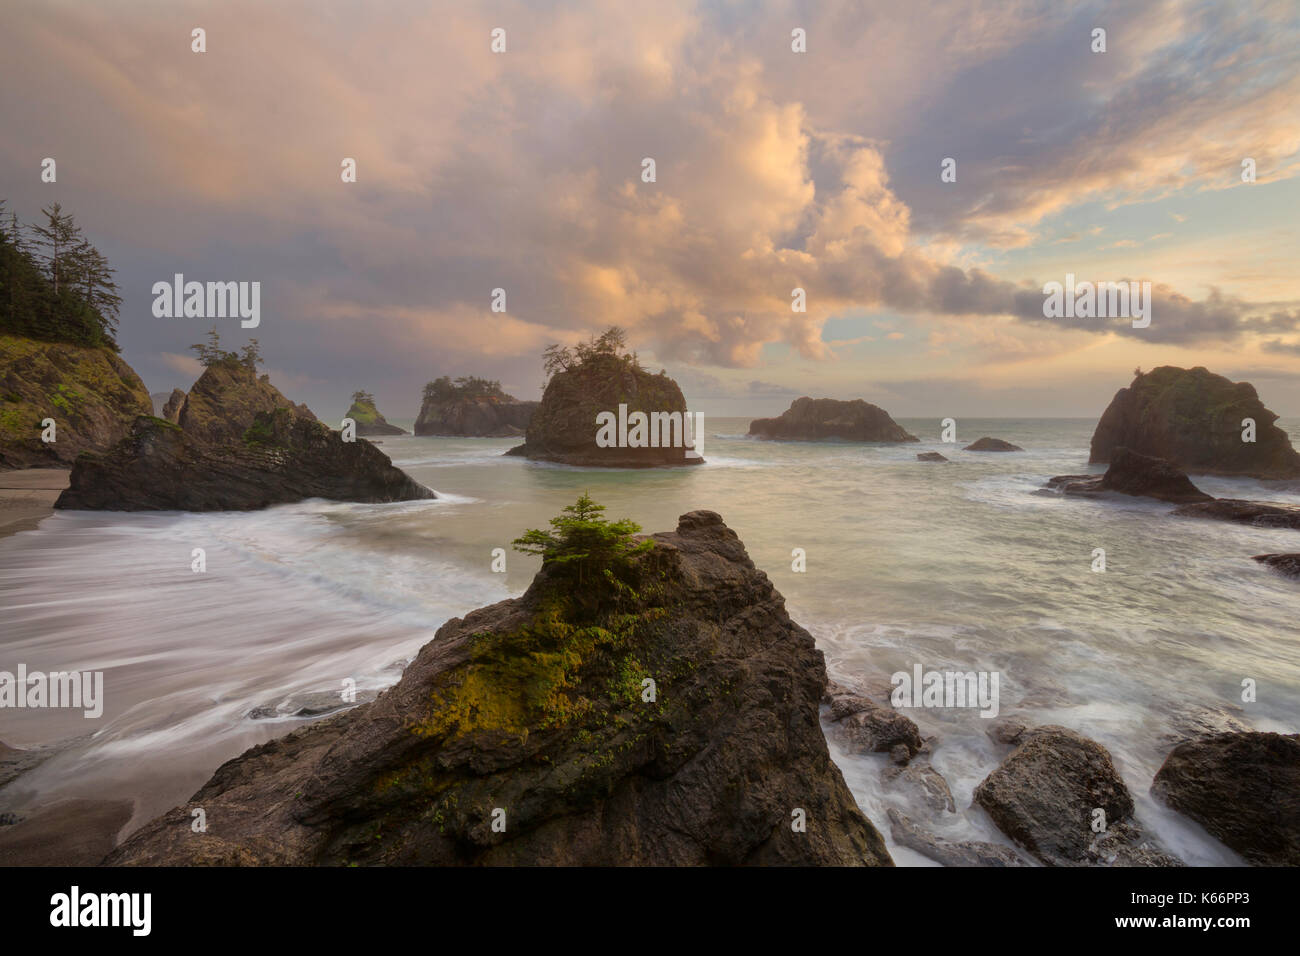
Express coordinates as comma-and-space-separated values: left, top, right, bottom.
177, 360, 315, 446
160, 389, 185, 423
748, 397, 917, 443
1046, 447, 1214, 503
962, 437, 1022, 452
973, 726, 1180, 866
1090, 366, 1300, 478
345, 394, 406, 436
107, 511, 890, 866
0, 334, 152, 468
1152, 732, 1300, 866
55, 410, 433, 512
415, 394, 536, 437
508, 353, 702, 466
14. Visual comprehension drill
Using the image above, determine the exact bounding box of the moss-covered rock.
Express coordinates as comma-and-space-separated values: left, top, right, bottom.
107, 511, 890, 866
1090, 366, 1300, 478
345, 396, 406, 436
0, 333, 152, 469
178, 359, 316, 447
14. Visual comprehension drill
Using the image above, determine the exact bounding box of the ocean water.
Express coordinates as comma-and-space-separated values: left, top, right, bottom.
2, 416, 1299, 865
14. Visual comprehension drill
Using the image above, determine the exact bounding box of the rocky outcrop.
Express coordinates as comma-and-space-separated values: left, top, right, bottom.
55, 410, 434, 512
345, 395, 406, 436
973, 726, 1180, 866
1090, 366, 1300, 478
415, 395, 536, 437
1046, 447, 1214, 503
917, 452, 949, 462
509, 354, 702, 467
962, 437, 1022, 452
177, 360, 315, 446
0, 334, 152, 469
1253, 553, 1300, 578
824, 693, 924, 763
160, 388, 185, 423
748, 397, 917, 443
1172, 498, 1300, 530
1152, 732, 1300, 866
107, 511, 890, 866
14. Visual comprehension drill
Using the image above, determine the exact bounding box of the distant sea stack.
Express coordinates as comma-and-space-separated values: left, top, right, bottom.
345, 390, 406, 436
1, 334, 152, 469
963, 437, 1023, 452
508, 330, 703, 467
748, 398, 918, 443
1090, 366, 1300, 478
107, 509, 889, 866
414, 376, 536, 438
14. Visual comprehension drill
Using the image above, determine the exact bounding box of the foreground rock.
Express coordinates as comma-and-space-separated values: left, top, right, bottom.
973, 726, 1179, 866
345, 392, 406, 436
887, 809, 1026, 867
1172, 498, 1300, 530
962, 437, 1022, 452
1152, 732, 1300, 865
0, 334, 152, 469
1090, 366, 1300, 478
1253, 553, 1300, 578
824, 694, 924, 763
108, 511, 889, 866
56, 411, 434, 511
509, 353, 702, 467
749, 397, 917, 443
177, 360, 316, 446
1046, 447, 1213, 504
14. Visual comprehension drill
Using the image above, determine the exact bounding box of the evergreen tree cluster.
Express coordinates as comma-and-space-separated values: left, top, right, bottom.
0, 200, 121, 349
422, 374, 507, 403
542, 326, 641, 379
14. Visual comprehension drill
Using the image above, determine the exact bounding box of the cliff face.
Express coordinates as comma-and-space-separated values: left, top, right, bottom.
108, 511, 890, 866
509, 354, 702, 466
414, 395, 537, 437
178, 360, 316, 446
749, 397, 918, 443
56, 409, 433, 512
1090, 366, 1300, 478
0, 334, 152, 468
345, 397, 406, 436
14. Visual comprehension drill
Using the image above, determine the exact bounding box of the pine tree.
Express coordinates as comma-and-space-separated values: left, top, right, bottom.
30, 202, 83, 294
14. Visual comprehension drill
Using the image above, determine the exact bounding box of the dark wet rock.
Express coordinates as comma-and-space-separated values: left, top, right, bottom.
509, 353, 702, 467
177, 359, 315, 447
1152, 732, 1300, 866
962, 437, 1023, 452
749, 397, 917, 443
986, 719, 1029, 747
0, 334, 153, 469
1253, 553, 1300, 578
247, 688, 382, 721
56, 410, 434, 512
1172, 498, 1300, 530
1160, 706, 1252, 750
916, 452, 949, 462
887, 809, 1027, 866
1090, 366, 1300, 478
881, 758, 956, 814
1046, 447, 1213, 503
974, 725, 1179, 866
826, 696, 924, 760
108, 511, 891, 866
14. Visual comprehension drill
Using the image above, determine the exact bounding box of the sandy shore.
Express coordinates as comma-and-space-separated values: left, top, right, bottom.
0, 468, 69, 539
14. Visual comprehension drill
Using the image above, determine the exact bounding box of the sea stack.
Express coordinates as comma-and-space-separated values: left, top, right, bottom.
107, 510, 889, 866
1090, 366, 1300, 478
748, 397, 917, 443
345, 390, 406, 436
414, 376, 536, 438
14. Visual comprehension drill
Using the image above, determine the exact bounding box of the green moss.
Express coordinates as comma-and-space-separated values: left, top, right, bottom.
242, 416, 276, 445
345, 400, 382, 425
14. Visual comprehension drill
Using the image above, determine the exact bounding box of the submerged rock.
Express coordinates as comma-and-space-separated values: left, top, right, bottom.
825, 694, 924, 760
1152, 732, 1300, 866
1090, 366, 1300, 478
1253, 553, 1300, 578
887, 809, 1026, 867
55, 410, 434, 511
1172, 498, 1300, 530
917, 452, 949, 462
748, 397, 917, 443
107, 511, 890, 866
0, 334, 153, 469
973, 726, 1179, 866
1046, 447, 1213, 503
962, 437, 1022, 452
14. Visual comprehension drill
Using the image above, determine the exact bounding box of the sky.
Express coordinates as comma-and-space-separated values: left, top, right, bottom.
2, 0, 1298, 420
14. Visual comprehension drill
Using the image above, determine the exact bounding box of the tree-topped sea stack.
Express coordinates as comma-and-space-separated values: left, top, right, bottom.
346, 390, 405, 436
414, 376, 536, 437
507, 327, 703, 467
748, 397, 918, 443
1090, 366, 1300, 478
